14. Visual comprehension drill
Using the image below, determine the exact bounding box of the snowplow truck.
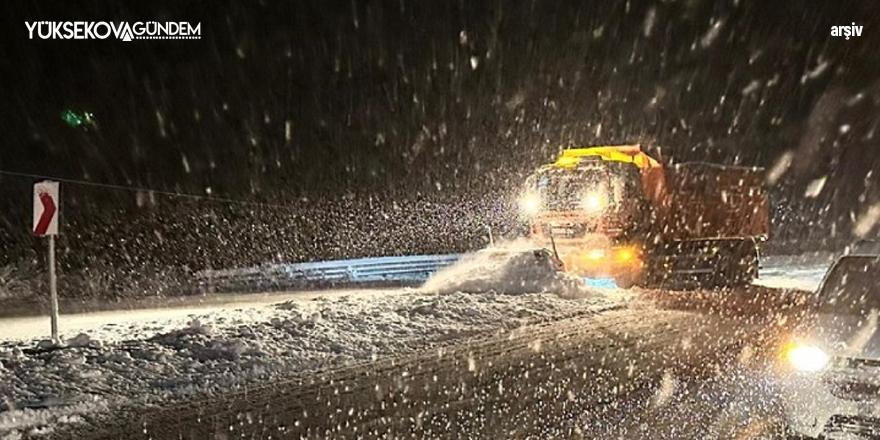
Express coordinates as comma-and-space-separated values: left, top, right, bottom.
519, 145, 769, 288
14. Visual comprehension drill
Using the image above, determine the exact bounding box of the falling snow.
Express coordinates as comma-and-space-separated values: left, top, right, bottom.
2, 1, 880, 439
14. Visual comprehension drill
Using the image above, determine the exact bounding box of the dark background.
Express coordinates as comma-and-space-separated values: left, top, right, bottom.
1, 0, 879, 293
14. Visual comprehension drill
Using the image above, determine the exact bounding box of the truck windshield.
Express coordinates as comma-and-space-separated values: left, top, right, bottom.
817, 256, 880, 314
536, 167, 610, 210
534, 163, 642, 211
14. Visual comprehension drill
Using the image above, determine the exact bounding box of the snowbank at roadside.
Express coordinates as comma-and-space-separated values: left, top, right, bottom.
754, 253, 833, 292
0, 289, 616, 438
422, 241, 589, 296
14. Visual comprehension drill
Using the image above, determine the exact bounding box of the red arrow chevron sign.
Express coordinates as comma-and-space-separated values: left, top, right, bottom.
33, 181, 59, 236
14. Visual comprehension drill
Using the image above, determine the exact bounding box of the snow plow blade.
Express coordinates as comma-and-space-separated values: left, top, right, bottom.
421, 246, 584, 295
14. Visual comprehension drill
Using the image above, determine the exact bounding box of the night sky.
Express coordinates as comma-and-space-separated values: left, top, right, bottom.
1, 0, 880, 234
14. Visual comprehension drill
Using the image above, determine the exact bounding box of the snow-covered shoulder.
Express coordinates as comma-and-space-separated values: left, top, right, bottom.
0, 288, 616, 439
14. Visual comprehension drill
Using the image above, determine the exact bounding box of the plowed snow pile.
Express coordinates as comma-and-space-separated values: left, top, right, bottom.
422, 241, 588, 296
0, 289, 617, 439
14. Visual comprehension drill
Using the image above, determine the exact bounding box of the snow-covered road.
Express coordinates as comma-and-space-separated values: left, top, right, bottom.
0, 288, 621, 439
67, 297, 788, 440
0, 252, 831, 439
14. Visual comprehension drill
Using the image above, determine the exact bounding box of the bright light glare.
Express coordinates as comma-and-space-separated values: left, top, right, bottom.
617, 248, 635, 262
520, 193, 541, 216
786, 344, 829, 372
583, 191, 607, 212
587, 249, 605, 260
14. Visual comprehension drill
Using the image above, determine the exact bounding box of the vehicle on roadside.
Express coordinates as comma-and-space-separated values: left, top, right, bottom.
771, 254, 880, 438
847, 239, 880, 256
519, 145, 769, 288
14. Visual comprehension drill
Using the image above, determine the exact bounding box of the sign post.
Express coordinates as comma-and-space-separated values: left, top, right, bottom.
33, 181, 60, 343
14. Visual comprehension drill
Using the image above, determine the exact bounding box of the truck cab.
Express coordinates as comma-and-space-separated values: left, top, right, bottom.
519, 146, 661, 287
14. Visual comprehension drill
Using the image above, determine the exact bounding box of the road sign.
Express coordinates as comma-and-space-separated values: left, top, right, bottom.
33, 181, 59, 236
33, 180, 61, 344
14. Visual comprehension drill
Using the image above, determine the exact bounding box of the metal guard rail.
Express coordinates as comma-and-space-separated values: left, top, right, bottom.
196, 254, 463, 292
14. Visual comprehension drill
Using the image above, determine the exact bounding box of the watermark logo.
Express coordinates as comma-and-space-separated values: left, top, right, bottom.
25, 22, 201, 41
831, 23, 863, 40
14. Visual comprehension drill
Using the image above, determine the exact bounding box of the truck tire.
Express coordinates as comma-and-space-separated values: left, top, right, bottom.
714, 240, 759, 288
641, 239, 758, 290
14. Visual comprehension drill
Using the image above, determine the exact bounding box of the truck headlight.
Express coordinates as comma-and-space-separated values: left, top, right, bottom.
786, 343, 829, 372
520, 193, 541, 217
582, 191, 607, 212
616, 248, 636, 263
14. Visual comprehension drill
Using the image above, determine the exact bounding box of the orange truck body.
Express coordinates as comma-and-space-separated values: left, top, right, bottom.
661, 162, 769, 241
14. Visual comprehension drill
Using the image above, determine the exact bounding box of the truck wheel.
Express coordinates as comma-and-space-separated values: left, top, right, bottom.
642, 256, 675, 290
737, 250, 759, 286
716, 241, 758, 288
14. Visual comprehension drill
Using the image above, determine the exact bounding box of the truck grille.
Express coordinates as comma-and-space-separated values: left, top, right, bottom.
539, 222, 593, 239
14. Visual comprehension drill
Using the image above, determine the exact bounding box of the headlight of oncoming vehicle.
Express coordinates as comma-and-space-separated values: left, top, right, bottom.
785, 343, 829, 372
520, 193, 541, 217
